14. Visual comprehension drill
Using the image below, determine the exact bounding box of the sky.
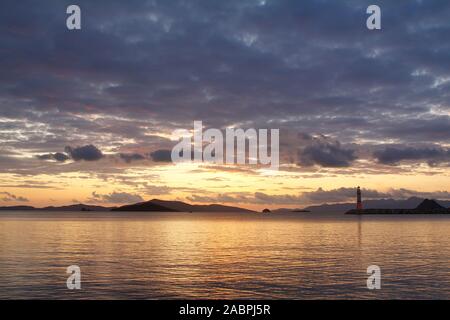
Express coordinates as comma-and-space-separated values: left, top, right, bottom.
0, 0, 449, 210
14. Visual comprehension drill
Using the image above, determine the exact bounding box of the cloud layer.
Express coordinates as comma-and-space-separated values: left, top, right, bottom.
374, 146, 450, 166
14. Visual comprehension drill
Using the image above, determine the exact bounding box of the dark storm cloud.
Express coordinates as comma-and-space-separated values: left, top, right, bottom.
1, 0, 450, 173
65, 145, 103, 161
37, 152, 70, 162
149, 149, 172, 162
382, 116, 450, 143
118, 153, 146, 163
54, 152, 70, 162
374, 146, 450, 166
298, 135, 357, 167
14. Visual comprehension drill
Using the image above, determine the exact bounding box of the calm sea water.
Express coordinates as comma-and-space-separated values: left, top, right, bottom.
0, 211, 449, 299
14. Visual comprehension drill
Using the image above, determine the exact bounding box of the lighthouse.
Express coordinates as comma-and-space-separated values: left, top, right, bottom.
356, 186, 363, 210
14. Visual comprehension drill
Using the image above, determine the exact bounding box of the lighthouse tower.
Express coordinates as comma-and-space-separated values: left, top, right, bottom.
356, 186, 363, 210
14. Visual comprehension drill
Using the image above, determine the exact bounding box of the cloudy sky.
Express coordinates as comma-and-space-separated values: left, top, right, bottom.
1, 0, 449, 209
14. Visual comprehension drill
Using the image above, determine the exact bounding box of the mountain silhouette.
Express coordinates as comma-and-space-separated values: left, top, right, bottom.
1, 197, 449, 214
302, 197, 450, 214
43, 204, 112, 211
415, 199, 444, 210
0, 205, 35, 211
111, 200, 177, 212
0, 199, 254, 212
346, 198, 450, 215
111, 199, 255, 213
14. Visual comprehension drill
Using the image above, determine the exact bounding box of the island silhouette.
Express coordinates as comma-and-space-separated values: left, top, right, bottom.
0, 199, 255, 213
0, 197, 449, 214
346, 198, 450, 215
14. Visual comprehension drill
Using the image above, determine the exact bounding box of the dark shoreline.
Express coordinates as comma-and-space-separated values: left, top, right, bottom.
346, 209, 450, 215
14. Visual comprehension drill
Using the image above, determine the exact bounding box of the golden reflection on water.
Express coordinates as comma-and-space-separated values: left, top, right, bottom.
0, 212, 449, 299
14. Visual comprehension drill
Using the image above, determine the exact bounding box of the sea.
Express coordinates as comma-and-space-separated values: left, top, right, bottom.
0, 211, 449, 299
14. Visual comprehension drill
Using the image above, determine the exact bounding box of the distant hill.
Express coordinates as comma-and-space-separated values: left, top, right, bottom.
271, 208, 310, 214
302, 197, 450, 214
3, 197, 449, 214
112, 199, 255, 213
111, 200, 178, 212
347, 199, 450, 215
415, 199, 444, 210
0, 205, 35, 211
0, 204, 112, 211
0, 199, 254, 213
42, 204, 112, 211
